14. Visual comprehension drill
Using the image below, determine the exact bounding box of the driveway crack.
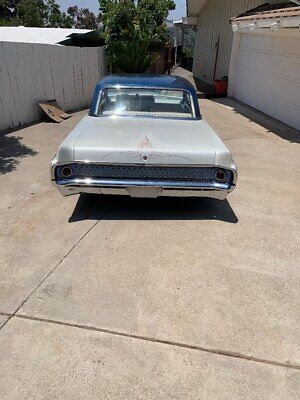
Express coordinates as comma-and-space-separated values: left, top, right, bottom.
0, 216, 103, 331
14, 314, 300, 372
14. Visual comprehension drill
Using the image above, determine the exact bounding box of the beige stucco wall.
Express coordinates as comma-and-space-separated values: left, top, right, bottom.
192, 0, 290, 83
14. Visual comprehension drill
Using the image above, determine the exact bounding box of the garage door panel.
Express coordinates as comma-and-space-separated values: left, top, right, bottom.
233, 33, 300, 130
240, 34, 299, 56
237, 49, 300, 83
234, 60, 299, 107
234, 75, 299, 129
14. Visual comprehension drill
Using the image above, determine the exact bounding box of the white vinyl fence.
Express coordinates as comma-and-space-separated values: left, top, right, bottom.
0, 42, 106, 131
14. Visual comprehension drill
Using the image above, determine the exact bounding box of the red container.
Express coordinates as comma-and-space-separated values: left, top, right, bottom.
213, 80, 228, 95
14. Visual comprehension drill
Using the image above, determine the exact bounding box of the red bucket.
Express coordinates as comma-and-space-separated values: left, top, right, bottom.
213, 80, 228, 95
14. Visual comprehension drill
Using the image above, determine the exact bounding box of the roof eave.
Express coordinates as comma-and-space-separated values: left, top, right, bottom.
231, 15, 300, 32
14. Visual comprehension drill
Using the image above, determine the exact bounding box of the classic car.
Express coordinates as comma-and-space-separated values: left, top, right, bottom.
51, 75, 237, 199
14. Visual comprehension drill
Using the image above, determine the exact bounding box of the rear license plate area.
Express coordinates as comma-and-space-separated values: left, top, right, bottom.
127, 187, 161, 198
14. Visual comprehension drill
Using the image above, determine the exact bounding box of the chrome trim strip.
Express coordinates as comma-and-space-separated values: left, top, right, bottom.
55, 178, 233, 191
90, 114, 198, 122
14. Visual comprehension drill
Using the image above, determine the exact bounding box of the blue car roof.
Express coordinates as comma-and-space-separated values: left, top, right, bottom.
97, 74, 196, 92
90, 74, 201, 119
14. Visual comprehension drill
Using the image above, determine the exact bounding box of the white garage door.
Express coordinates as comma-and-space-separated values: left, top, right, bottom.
232, 33, 300, 130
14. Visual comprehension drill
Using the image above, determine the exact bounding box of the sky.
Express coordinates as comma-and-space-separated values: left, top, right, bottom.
57, 0, 187, 21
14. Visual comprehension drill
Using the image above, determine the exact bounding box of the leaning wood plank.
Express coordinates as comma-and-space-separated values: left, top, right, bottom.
38, 100, 71, 123
48, 100, 71, 119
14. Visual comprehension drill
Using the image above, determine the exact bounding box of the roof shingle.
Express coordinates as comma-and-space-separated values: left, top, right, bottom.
231, 5, 300, 22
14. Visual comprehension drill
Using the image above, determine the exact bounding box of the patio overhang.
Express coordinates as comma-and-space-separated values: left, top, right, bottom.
174, 17, 198, 26
186, 0, 209, 17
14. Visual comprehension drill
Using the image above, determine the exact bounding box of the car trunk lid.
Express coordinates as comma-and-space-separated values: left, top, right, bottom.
73, 116, 218, 165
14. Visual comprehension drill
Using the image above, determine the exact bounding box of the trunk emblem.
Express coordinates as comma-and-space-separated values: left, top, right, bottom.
140, 136, 153, 149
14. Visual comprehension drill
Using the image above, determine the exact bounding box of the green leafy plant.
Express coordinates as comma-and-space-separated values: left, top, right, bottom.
137, 0, 175, 43
99, 0, 175, 44
99, 0, 175, 73
109, 37, 159, 73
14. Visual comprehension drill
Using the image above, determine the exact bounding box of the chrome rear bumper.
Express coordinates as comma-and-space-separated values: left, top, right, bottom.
53, 178, 235, 199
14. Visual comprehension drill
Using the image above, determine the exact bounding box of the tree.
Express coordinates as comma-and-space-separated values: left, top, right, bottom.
0, 0, 21, 25
98, 0, 176, 72
0, 0, 18, 20
0, 1, 99, 28
44, 0, 64, 27
67, 5, 100, 29
60, 11, 73, 28
0, 0, 62, 27
137, 0, 175, 42
99, 0, 176, 44
99, 0, 136, 45
16, 0, 45, 27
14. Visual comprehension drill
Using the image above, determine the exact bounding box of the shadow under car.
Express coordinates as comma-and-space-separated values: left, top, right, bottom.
69, 194, 238, 223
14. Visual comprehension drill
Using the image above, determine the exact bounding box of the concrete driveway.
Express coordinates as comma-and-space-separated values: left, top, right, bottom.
0, 97, 299, 399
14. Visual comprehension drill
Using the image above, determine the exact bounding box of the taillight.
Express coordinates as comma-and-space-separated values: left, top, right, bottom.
215, 170, 226, 181
60, 166, 73, 178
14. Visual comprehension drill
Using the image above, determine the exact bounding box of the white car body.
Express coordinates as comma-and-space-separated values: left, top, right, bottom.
51, 75, 237, 200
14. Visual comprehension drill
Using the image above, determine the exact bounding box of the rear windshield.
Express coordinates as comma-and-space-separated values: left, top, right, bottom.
96, 88, 194, 119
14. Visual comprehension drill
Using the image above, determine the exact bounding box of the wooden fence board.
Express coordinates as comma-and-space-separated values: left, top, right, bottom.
0, 42, 106, 131
0, 43, 14, 128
